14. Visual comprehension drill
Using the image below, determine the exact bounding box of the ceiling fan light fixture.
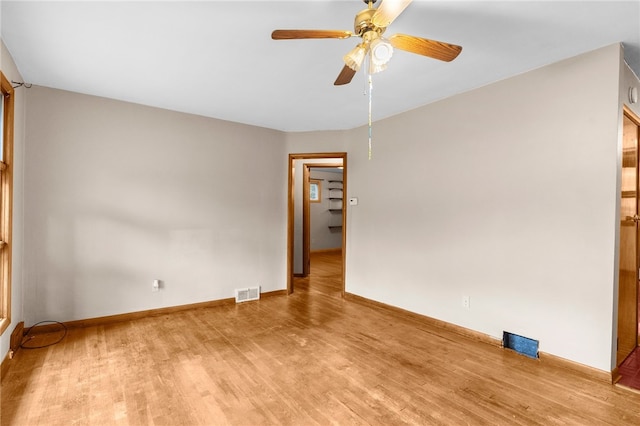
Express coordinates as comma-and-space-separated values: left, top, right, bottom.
369, 60, 387, 74
344, 44, 367, 71
370, 37, 393, 66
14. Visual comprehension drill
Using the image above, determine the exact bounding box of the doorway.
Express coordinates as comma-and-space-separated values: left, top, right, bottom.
303, 163, 344, 277
617, 107, 640, 370
287, 153, 347, 296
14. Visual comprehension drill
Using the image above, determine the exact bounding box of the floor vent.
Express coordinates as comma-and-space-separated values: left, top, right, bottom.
503, 331, 539, 359
235, 286, 260, 303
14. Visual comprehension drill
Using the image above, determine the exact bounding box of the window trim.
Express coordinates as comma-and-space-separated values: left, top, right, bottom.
0, 71, 14, 336
309, 179, 321, 203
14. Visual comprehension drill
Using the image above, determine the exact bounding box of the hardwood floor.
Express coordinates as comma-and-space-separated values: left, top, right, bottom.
617, 281, 640, 391
619, 346, 640, 391
2, 251, 640, 425
294, 250, 344, 297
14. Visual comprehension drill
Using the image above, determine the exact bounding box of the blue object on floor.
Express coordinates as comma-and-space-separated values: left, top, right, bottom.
503, 331, 539, 359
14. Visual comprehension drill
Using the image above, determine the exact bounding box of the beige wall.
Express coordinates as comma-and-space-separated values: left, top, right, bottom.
0, 41, 26, 358
10, 42, 637, 372
309, 169, 344, 251
289, 44, 626, 371
24, 87, 288, 323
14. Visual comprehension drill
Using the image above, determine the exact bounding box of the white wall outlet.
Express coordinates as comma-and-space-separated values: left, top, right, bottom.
462, 295, 470, 309
152, 279, 160, 292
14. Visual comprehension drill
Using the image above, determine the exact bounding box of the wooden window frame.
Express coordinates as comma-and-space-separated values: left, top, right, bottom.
0, 72, 14, 336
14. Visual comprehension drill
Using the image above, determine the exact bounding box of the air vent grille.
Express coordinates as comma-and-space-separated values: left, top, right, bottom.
503, 331, 539, 359
235, 286, 260, 303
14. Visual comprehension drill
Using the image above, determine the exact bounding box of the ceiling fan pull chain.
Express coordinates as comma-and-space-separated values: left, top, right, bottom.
362, 56, 369, 95
368, 72, 373, 160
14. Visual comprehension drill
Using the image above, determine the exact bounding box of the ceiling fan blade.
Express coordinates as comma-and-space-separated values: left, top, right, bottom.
372, 0, 413, 28
389, 34, 462, 62
272, 29, 353, 40
334, 65, 357, 86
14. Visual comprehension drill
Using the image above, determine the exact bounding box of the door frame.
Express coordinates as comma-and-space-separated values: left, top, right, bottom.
287, 153, 347, 295
617, 105, 640, 367
629, 107, 640, 346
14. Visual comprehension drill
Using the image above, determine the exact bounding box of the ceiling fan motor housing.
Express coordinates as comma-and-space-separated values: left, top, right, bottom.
354, 8, 386, 37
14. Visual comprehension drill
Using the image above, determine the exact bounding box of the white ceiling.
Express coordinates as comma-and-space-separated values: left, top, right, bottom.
2, 0, 639, 132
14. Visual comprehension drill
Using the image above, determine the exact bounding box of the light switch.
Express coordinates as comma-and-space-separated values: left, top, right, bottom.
349, 197, 358, 206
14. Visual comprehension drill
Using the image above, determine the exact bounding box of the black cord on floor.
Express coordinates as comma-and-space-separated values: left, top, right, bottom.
20, 320, 67, 349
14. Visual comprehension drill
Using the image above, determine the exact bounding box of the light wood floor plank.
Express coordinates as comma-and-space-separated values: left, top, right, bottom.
2, 251, 640, 425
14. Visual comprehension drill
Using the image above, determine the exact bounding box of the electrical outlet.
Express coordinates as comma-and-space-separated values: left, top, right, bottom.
152, 279, 160, 292
462, 295, 470, 309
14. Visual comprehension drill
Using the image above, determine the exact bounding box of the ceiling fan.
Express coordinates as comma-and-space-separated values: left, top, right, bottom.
271, 0, 462, 86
